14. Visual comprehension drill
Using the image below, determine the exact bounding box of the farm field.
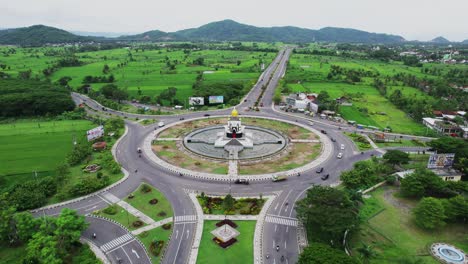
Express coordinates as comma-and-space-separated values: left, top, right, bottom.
0, 46, 276, 106
0, 119, 94, 187
283, 53, 441, 135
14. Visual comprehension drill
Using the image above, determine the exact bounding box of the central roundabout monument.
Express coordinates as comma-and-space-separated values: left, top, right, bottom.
184, 108, 287, 160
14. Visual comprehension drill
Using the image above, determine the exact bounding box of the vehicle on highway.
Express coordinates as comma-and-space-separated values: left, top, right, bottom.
204, 114, 210, 117
234, 179, 249, 185
316, 167, 324, 173
320, 130, 327, 134
337, 152, 343, 159
340, 144, 345, 150
272, 175, 287, 182
321, 174, 330, 180
158, 121, 165, 127
137, 148, 142, 153
331, 138, 336, 142
309, 121, 314, 126
179, 117, 185, 120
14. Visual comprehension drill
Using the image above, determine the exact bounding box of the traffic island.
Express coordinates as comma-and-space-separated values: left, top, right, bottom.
211, 221, 240, 249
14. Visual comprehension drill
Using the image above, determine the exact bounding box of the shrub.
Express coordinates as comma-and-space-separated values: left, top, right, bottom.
149, 240, 165, 256
140, 184, 152, 193
162, 223, 172, 230
102, 205, 118, 215
157, 211, 167, 217
140, 231, 149, 238
132, 220, 144, 228
149, 199, 159, 205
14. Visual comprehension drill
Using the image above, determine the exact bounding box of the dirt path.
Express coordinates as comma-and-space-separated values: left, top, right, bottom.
382, 188, 414, 214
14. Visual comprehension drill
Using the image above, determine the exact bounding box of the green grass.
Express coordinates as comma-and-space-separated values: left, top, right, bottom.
138, 225, 173, 264
351, 187, 468, 263
0, 244, 25, 264
0, 119, 94, 176
125, 184, 174, 222
375, 139, 427, 148
94, 204, 145, 231
197, 220, 255, 264
344, 132, 373, 151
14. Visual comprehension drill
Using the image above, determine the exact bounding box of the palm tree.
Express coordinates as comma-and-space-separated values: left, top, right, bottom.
357, 243, 376, 264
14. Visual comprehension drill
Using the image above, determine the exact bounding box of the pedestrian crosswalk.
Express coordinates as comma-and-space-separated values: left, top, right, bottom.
174, 215, 197, 223
265, 215, 298, 227
100, 233, 133, 252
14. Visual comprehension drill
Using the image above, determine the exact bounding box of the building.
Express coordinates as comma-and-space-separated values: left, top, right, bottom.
394, 169, 462, 182
422, 117, 460, 136
285, 93, 319, 113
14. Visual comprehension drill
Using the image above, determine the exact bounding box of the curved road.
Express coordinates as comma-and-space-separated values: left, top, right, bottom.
38, 47, 428, 264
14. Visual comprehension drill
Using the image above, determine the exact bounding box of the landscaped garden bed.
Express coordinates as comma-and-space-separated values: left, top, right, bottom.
124, 183, 174, 222
197, 194, 265, 215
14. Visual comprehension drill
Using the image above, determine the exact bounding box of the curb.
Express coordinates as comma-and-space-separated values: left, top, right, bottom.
144, 115, 333, 182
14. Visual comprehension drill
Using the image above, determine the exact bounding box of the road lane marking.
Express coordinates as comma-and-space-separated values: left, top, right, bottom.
265, 215, 298, 227
131, 248, 140, 259
122, 247, 134, 264
173, 223, 186, 264
101, 234, 134, 252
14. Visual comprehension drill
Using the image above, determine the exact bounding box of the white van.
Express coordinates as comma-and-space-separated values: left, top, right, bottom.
158, 121, 165, 127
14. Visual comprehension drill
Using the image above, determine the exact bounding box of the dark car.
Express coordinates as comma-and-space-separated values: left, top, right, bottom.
179, 117, 185, 120
321, 174, 330, 180
316, 167, 324, 173
204, 114, 210, 117
320, 130, 327, 134
331, 138, 336, 142
234, 179, 249, 185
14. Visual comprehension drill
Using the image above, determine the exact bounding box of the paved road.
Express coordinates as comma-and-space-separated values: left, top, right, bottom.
40, 47, 423, 264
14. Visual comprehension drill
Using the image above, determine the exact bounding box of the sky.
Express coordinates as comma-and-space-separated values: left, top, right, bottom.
1, 0, 467, 41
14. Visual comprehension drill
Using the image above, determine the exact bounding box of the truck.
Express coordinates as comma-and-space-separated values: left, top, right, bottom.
272, 175, 287, 182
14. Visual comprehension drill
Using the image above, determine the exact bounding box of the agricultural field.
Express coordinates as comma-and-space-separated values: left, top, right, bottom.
0, 119, 94, 188
282, 53, 450, 135
0, 46, 277, 106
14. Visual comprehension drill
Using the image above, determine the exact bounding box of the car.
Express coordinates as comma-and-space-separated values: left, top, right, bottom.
179, 117, 185, 120
158, 121, 165, 127
272, 175, 287, 182
340, 144, 345, 150
316, 167, 324, 173
320, 130, 327, 134
234, 179, 249, 185
337, 152, 343, 159
321, 174, 330, 180
331, 138, 336, 142
309, 121, 314, 126
204, 114, 210, 117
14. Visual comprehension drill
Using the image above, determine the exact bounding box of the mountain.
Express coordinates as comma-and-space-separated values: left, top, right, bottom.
169, 20, 405, 43
0, 20, 406, 45
0, 25, 91, 46
431, 36, 450, 43
462, 39, 468, 44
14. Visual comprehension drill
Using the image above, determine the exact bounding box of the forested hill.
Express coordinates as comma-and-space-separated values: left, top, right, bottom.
0, 25, 92, 46
0, 20, 406, 45
121, 20, 406, 43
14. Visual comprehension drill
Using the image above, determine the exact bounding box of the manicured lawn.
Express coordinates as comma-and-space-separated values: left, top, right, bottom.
94, 204, 145, 231
344, 132, 372, 151
125, 184, 174, 222
197, 220, 255, 264
375, 139, 427, 148
138, 225, 173, 264
351, 187, 468, 263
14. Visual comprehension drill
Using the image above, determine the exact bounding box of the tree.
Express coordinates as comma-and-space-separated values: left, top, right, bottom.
400, 169, 451, 198
0, 194, 16, 243
54, 208, 88, 256
296, 186, 359, 245
102, 64, 110, 74
413, 197, 446, 230
223, 194, 235, 213
383, 150, 409, 167
357, 243, 376, 264
298, 242, 359, 264
11, 212, 39, 244
340, 160, 381, 190
443, 195, 468, 223
27, 231, 62, 264
105, 117, 124, 132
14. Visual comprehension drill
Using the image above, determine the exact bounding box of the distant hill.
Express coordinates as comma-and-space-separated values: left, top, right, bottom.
0, 20, 407, 45
0, 25, 91, 46
462, 39, 468, 44
72, 30, 137, 38
431, 36, 451, 43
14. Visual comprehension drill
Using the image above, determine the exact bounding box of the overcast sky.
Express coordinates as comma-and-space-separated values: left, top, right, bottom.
1, 0, 467, 41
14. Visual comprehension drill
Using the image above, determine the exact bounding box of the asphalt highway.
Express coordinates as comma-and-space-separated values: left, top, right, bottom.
40, 47, 428, 264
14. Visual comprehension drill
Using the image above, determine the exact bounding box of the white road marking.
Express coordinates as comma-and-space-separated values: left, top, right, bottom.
173, 224, 186, 264
286, 226, 289, 233
131, 248, 140, 259
175, 229, 179, 240
275, 224, 277, 232
122, 247, 134, 264
100, 234, 133, 252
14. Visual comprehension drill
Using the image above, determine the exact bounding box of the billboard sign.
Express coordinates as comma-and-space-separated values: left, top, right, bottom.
427, 153, 455, 169
209, 96, 224, 104
189, 97, 204, 106
87, 126, 104, 141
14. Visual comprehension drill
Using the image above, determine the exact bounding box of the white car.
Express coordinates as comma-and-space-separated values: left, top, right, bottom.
158, 121, 165, 127
337, 152, 343, 159
340, 144, 345, 150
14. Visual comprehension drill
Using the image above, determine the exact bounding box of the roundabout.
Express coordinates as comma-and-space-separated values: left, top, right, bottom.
144, 109, 333, 181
